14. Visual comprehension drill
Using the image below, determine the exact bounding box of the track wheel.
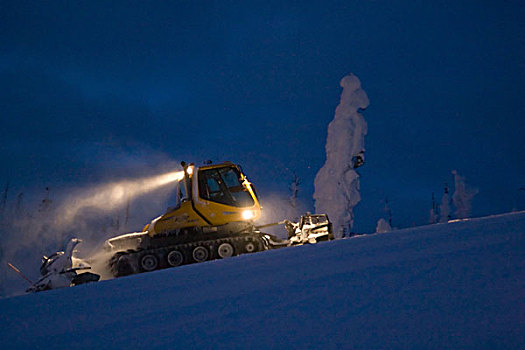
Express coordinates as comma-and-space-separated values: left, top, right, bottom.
218, 242, 234, 258
111, 253, 133, 277
140, 254, 159, 271
192, 246, 209, 262
244, 241, 257, 253
167, 250, 184, 267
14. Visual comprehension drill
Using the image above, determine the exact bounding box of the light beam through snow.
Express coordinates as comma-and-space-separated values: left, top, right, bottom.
57, 170, 184, 228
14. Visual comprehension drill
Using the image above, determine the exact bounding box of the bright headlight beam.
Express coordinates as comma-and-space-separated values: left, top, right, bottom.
155, 171, 185, 186
57, 169, 185, 228
242, 210, 255, 220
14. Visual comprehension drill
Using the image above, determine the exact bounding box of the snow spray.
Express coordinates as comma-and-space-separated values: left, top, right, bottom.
0, 163, 185, 296
48, 169, 185, 281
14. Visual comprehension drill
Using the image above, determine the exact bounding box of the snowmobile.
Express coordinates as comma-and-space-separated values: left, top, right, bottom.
26, 238, 99, 292
285, 214, 334, 245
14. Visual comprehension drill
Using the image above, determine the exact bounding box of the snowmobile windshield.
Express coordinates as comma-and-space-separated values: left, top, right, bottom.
198, 166, 255, 207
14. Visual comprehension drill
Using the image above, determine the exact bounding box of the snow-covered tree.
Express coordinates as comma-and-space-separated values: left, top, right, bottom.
15, 192, 24, 215
375, 218, 392, 233
0, 182, 9, 220
384, 197, 393, 227
314, 73, 369, 238
429, 192, 438, 224
452, 170, 478, 219
38, 187, 52, 214
439, 183, 451, 223
289, 172, 301, 209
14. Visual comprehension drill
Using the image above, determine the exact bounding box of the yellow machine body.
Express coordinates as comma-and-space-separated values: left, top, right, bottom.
146, 162, 261, 236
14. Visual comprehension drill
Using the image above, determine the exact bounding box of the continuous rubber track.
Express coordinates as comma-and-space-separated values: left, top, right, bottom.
109, 233, 268, 277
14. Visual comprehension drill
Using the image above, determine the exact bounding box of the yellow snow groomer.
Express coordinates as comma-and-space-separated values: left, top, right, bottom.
105, 161, 272, 276
144, 161, 261, 236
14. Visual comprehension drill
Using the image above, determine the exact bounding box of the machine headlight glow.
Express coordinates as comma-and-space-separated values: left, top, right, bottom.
242, 210, 255, 220
157, 171, 185, 185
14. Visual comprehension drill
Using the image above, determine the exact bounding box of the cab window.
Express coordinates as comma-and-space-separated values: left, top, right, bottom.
198, 166, 255, 207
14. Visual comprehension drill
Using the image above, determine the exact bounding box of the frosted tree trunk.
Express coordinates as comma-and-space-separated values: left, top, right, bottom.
314, 74, 369, 238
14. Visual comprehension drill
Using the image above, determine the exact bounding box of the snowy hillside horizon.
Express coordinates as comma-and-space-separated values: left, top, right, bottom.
1, 210, 523, 349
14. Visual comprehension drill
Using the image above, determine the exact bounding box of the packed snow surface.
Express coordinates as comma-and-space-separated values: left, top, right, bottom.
1, 212, 524, 349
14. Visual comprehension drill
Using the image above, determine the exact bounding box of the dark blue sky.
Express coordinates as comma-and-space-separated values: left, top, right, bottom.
1, 1, 524, 232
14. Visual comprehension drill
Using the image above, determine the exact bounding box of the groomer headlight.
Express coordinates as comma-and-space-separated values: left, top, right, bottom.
242, 210, 255, 220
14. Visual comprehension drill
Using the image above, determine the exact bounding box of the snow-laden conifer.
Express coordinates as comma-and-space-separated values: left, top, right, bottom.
375, 218, 392, 233
314, 74, 369, 238
440, 183, 451, 223
452, 170, 478, 219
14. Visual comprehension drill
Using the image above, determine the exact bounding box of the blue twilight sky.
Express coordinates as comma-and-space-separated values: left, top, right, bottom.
1, 1, 524, 232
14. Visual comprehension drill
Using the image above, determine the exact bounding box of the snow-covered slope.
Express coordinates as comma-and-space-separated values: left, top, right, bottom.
1, 212, 523, 349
